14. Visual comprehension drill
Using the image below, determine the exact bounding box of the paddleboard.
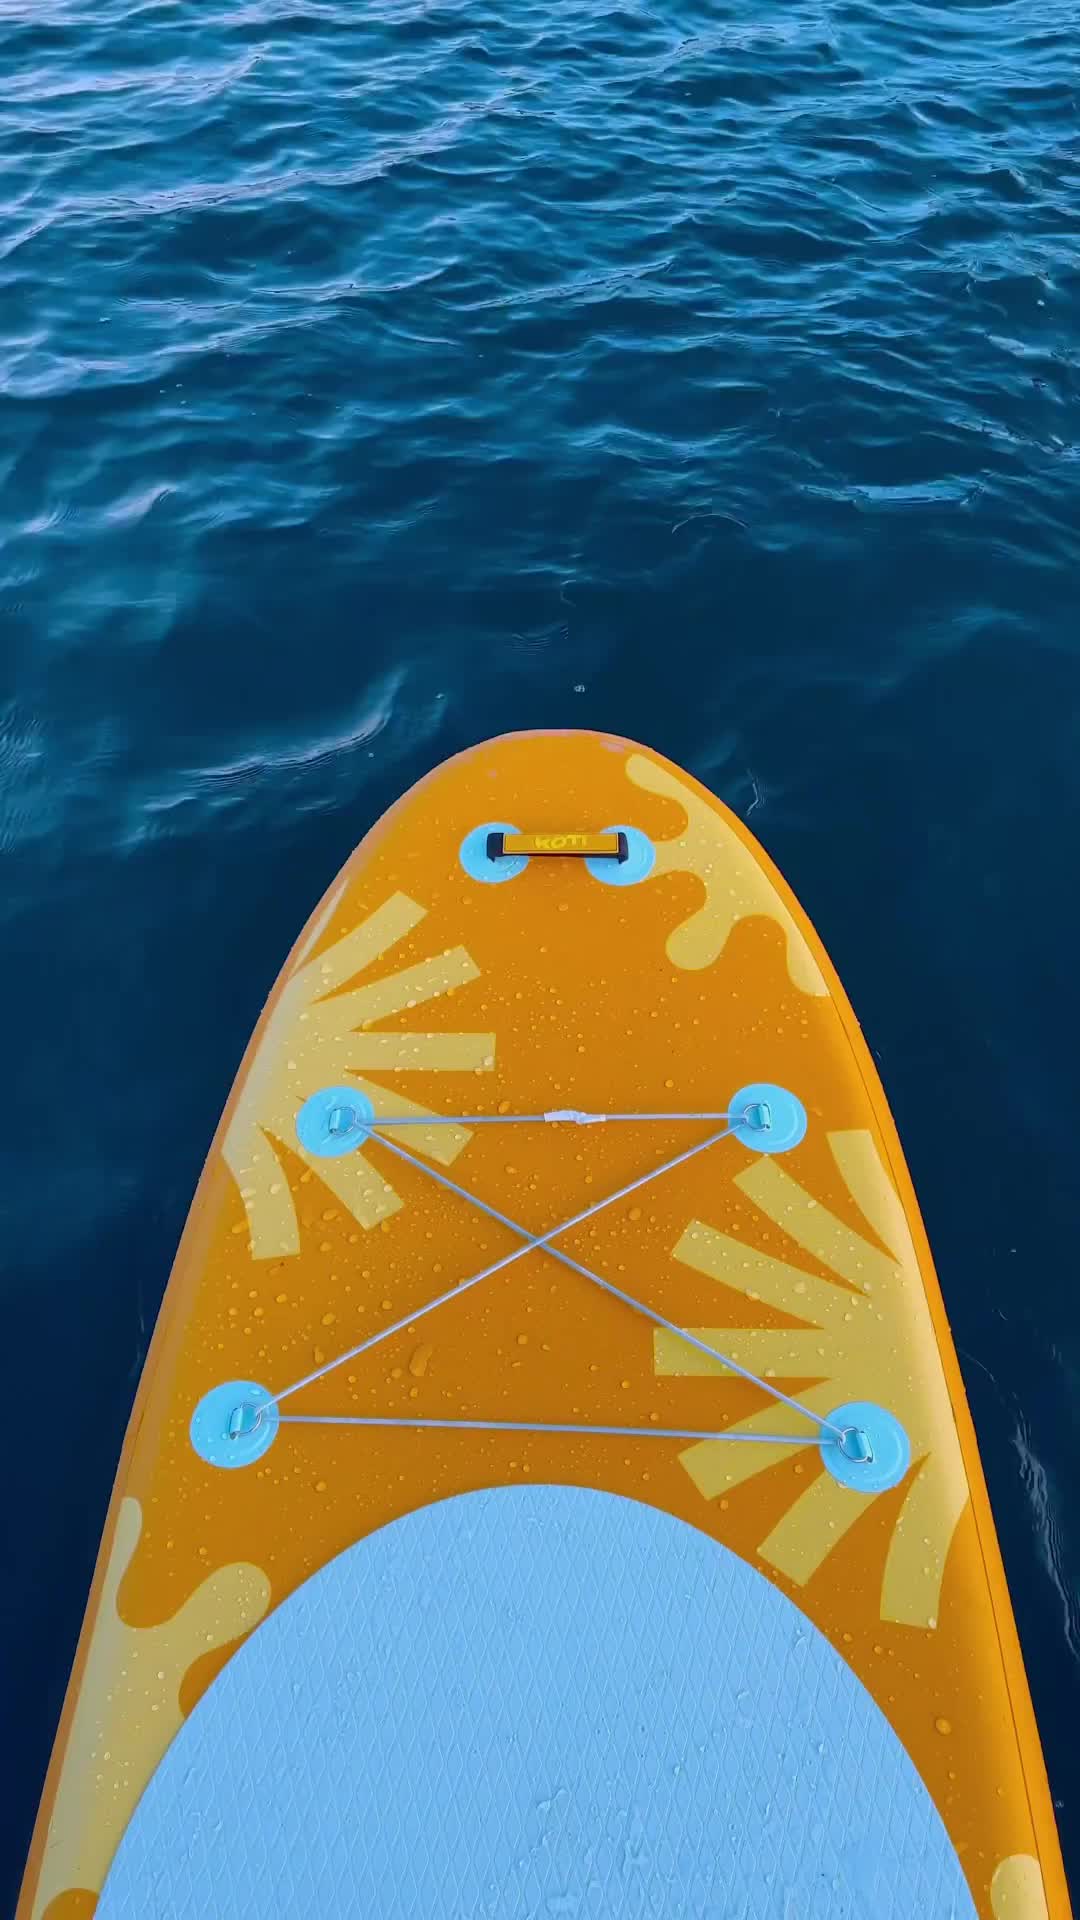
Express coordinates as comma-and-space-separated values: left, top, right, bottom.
19, 730, 1070, 1920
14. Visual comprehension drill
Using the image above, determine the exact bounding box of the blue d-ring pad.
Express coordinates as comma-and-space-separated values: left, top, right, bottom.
585, 825, 656, 886
728, 1082, 807, 1153
296, 1086, 374, 1159
822, 1401, 911, 1494
190, 1381, 280, 1470
460, 822, 528, 884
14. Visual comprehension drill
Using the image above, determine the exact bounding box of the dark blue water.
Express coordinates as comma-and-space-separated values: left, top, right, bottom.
4, 0, 1079, 1904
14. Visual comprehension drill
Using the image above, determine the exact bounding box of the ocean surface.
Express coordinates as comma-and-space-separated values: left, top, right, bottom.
3, 0, 1079, 1904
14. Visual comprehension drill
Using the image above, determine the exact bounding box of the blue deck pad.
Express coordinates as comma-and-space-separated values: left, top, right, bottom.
99, 1485, 975, 1920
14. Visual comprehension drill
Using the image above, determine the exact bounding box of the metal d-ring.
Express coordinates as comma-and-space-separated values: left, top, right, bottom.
838, 1425, 875, 1465
228, 1403, 263, 1442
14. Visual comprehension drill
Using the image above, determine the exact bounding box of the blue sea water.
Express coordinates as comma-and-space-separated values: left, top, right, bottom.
3, 0, 1079, 1905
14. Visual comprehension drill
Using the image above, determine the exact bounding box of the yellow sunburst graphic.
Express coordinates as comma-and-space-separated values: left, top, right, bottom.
654, 1130, 968, 1628
223, 891, 494, 1257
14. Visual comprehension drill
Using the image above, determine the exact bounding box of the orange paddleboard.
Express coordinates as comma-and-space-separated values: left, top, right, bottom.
20, 731, 1069, 1920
